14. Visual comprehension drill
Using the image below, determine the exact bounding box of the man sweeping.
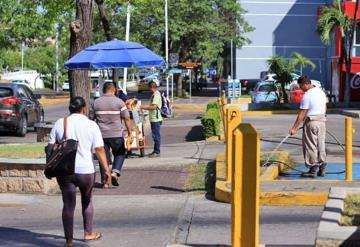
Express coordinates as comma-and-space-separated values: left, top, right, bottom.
289, 76, 327, 178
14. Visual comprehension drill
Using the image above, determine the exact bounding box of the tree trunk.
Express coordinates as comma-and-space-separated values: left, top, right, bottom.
94, 0, 118, 87
68, 0, 95, 112
95, 0, 112, 41
176, 74, 183, 97
281, 82, 288, 103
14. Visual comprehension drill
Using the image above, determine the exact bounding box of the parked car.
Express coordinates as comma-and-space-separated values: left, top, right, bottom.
62, 80, 70, 91
138, 74, 160, 93
252, 81, 280, 104
11, 79, 32, 88
288, 79, 324, 103
262, 73, 300, 83
0, 83, 44, 136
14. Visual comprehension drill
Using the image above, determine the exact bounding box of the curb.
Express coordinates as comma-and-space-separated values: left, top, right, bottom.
260, 151, 290, 181
260, 191, 329, 206
339, 110, 360, 118
173, 105, 206, 111
316, 187, 360, 246
214, 151, 331, 206
170, 195, 194, 245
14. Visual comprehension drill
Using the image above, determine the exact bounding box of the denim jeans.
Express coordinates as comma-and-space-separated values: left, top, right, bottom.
151, 121, 162, 154
99, 137, 126, 183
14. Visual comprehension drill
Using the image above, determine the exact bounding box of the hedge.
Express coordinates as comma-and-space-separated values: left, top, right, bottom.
201, 107, 221, 138
206, 101, 219, 111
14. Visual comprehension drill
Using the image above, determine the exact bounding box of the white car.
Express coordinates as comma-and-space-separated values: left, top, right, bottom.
11, 79, 32, 89
62, 81, 70, 91
262, 73, 300, 82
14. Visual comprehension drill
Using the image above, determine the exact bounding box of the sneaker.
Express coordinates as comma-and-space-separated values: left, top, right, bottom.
301, 166, 317, 178
148, 152, 160, 158
317, 163, 327, 177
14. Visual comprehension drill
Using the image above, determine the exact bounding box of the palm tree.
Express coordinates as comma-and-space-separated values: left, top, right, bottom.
267, 55, 295, 103
317, 0, 360, 106
291, 52, 316, 75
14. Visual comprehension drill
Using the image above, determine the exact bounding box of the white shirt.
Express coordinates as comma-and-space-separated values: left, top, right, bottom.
48, 114, 104, 174
300, 87, 327, 116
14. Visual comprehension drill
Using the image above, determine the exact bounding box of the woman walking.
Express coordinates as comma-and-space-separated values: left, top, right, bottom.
47, 97, 111, 247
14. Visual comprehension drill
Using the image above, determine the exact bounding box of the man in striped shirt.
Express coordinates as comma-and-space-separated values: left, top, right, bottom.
94, 82, 132, 187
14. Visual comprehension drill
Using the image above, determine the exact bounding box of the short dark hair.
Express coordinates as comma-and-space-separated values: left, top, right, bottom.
69, 96, 86, 113
148, 80, 158, 88
297, 76, 311, 85
103, 81, 116, 93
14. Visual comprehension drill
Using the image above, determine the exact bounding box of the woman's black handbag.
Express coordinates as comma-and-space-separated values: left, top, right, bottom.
44, 117, 78, 178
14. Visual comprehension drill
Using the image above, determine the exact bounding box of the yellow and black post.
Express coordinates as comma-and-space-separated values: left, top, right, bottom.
231, 123, 260, 247
345, 117, 354, 181
225, 106, 241, 182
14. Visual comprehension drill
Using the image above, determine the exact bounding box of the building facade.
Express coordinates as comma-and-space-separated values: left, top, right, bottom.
236, 0, 333, 87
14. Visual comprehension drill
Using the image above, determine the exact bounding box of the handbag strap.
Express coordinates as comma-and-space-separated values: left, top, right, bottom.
63, 117, 68, 141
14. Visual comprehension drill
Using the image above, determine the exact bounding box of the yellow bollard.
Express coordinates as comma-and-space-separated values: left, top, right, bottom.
345, 117, 354, 181
218, 98, 226, 134
225, 106, 241, 182
231, 123, 260, 247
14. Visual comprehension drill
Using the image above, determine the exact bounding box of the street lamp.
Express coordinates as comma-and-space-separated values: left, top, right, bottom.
165, 0, 169, 97
123, 4, 131, 93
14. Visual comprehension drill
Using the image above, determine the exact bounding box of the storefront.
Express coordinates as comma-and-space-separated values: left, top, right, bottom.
332, 1, 360, 101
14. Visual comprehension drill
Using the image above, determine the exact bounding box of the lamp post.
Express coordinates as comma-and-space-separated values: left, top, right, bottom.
123, 4, 131, 93
165, 0, 169, 97
55, 24, 60, 92
21, 42, 24, 71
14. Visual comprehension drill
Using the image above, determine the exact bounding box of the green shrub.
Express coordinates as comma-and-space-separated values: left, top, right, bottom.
206, 101, 219, 111
201, 108, 221, 138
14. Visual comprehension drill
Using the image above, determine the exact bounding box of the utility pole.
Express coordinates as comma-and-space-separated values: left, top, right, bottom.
230, 39, 233, 79
123, 4, 131, 93
165, 0, 169, 96
21, 42, 24, 71
55, 24, 60, 92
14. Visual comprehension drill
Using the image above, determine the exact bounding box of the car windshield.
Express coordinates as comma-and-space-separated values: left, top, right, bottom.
258, 84, 277, 92
0, 88, 13, 98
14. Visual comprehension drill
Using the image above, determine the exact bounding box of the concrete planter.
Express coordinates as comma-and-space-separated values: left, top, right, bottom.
0, 158, 60, 194
316, 187, 360, 246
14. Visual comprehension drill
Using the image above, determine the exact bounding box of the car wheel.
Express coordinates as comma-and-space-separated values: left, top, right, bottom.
16, 115, 27, 137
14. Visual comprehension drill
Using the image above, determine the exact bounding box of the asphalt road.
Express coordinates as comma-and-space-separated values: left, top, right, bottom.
0, 90, 155, 144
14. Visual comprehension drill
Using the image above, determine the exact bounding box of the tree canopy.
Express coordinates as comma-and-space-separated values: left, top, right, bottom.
0, 0, 253, 92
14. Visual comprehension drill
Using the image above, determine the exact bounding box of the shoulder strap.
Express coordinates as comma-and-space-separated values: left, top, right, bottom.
63, 117, 68, 140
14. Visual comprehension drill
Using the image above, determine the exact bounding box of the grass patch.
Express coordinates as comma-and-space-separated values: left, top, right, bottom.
0, 144, 46, 159
240, 94, 251, 98
341, 193, 360, 226
184, 161, 216, 195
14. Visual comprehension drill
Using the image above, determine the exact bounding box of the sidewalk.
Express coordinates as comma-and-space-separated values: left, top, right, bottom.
0, 193, 323, 247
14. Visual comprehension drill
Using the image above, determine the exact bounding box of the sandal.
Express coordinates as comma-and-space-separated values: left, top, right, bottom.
102, 183, 109, 189
84, 232, 102, 241
111, 174, 119, 187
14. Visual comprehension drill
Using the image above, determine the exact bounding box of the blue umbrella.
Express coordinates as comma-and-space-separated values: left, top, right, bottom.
64, 40, 165, 70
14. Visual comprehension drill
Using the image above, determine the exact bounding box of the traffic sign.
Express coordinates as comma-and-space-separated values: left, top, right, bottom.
169, 53, 179, 65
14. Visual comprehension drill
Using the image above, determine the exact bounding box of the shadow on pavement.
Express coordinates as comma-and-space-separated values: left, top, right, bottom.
0, 227, 87, 247
151, 186, 185, 193
185, 125, 205, 142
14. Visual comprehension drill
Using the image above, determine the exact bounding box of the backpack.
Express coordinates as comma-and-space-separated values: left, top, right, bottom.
159, 91, 173, 118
